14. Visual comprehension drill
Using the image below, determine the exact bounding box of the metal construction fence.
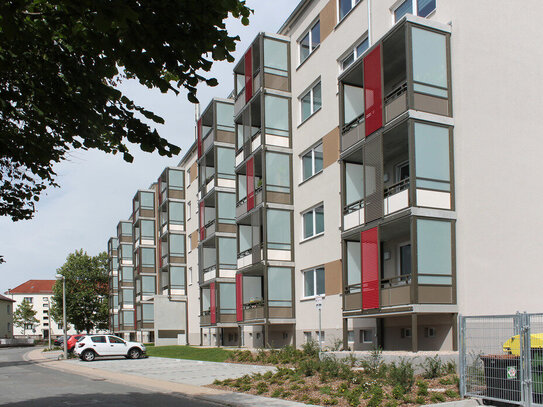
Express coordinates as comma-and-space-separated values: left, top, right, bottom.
460, 313, 543, 407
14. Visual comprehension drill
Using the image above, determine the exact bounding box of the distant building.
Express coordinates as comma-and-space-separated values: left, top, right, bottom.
0, 294, 15, 338
5, 280, 76, 339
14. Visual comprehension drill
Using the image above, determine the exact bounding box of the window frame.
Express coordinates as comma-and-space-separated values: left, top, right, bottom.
298, 19, 321, 65
360, 329, 373, 343
301, 203, 325, 241
300, 142, 323, 182
302, 266, 326, 299
392, 0, 436, 24
397, 241, 412, 278
339, 36, 369, 72
300, 81, 322, 124
338, 0, 361, 22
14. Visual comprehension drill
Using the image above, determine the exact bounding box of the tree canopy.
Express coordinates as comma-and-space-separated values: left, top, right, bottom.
13, 299, 39, 335
0, 0, 251, 220
51, 249, 109, 333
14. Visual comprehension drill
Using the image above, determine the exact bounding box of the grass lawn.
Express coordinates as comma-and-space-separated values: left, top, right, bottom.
146, 345, 233, 362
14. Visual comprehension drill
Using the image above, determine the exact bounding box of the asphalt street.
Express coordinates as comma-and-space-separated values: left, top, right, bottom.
0, 347, 220, 407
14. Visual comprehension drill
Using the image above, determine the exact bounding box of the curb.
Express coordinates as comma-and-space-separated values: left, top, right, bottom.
423, 398, 483, 407
24, 348, 315, 407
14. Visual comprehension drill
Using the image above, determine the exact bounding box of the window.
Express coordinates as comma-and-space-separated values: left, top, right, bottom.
24, 323, 34, 330
360, 329, 373, 343
303, 267, 325, 298
424, 327, 436, 338
170, 266, 185, 289
23, 297, 33, 304
396, 161, 409, 182
316, 331, 325, 342
339, 0, 361, 21
141, 248, 155, 267
394, 0, 436, 23
266, 152, 290, 193
91, 336, 107, 343
299, 20, 320, 63
267, 209, 292, 250
348, 330, 354, 343
401, 328, 412, 338
142, 276, 156, 295
340, 37, 369, 71
142, 303, 154, 323
140, 191, 154, 210
121, 222, 132, 236
301, 82, 322, 122
109, 336, 125, 344
267, 267, 292, 307
301, 143, 323, 181
188, 267, 193, 285
43, 297, 49, 303
187, 202, 191, 220
302, 205, 324, 240
43, 323, 48, 327
399, 243, 412, 276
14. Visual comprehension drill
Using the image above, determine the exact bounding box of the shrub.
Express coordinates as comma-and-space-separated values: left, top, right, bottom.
320, 386, 333, 395
270, 389, 282, 398
289, 383, 301, 391
346, 352, 359, 367
392, 384, 405, 399
445, 389, 460, 398
239, 383, 251, 392
328, 336, 344, 351
388, 359, 415, 391
417, 380, 429, 396
439, 376, 454, 385
298, 358, 320, 376
263, 371, 273, 379
282, 391, 292, 398
415, 396, 426, 404
367, 346, 384, 373
324, 398, 339, 405
212, 379, 223, 385
402, 395, 415, 404
420, 355, 444, 379
431, 392, 446, 403
367, 386, 384, 407
384, 401, 398, 407
256, 382, 269, 394
302, 340, 320, 359
445, 360, 457, 374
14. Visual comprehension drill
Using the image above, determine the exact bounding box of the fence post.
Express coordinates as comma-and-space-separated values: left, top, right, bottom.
459, 314, 466, 398
515, 312, 527, 406
522, 312, 532, 407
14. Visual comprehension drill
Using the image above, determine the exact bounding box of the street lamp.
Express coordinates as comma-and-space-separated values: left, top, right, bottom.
55, 274, 67, 360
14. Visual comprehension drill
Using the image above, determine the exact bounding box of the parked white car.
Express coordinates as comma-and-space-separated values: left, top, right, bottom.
74, 334, 146, 362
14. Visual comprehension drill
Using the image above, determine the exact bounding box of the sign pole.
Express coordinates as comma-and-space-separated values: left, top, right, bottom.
315, 295, 323, 352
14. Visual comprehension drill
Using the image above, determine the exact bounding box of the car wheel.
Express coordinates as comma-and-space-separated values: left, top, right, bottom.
128, 348, 141, 359
82, 350, 96, 362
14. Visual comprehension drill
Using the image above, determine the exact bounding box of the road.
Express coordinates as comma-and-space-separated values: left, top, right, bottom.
0, 347, 220, 407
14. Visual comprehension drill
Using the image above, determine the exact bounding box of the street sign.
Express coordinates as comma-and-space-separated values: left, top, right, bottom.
315, 295, 323, 308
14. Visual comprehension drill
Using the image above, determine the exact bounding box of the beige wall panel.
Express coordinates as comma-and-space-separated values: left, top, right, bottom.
323, 126, 340, 169
190, 231, 198, 249
319, 0, 336, 42
325, 259, 342, 295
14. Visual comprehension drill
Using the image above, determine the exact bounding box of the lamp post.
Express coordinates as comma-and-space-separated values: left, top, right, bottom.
55, 274, 67, 360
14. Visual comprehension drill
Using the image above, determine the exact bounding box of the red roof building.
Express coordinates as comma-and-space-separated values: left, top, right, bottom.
6, 280, 56, 295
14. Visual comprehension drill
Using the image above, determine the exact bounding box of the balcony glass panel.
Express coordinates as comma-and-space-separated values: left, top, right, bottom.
202, 247, 216, 270
169, 201, 184, 225
140, 191, 154, 210
414, 123, 450, 191
123, 311, 134, 326
268, 267, 292, 307
170, 234, 185, 257
264, 95, 289, 137
218, 192, 236, 224
238, 175, 247, 201
141, 248, 155, 268
344, 85, 364, 125
122, 289, 133, 305
122, 266, 133, 282
412, 27, 448, 97
236, 73, 245, 96
345, 163, 364, 207
417, 219, 452, 285
142, 303, 154, 323
265, 152, 290, 193
217, 147, 235, 180
346, 241, 361, 291
216, 102, 235, 132
112, 257, 119, 270
220, 283, 236, 314
121, 222, 132, 236
263, 38, 288, 77
239, 225, 252, 253
169, 169, 184, 190
142, 275, 155, 295
219, 237, 237, 269
121, 244, 132, 260
141, 219, 155, 241
267, 209, 291, 250
112, 278, 118, 290
170, 266, 185, 289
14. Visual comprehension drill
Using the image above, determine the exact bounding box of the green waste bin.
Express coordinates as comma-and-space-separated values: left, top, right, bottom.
481, 355, 521, 403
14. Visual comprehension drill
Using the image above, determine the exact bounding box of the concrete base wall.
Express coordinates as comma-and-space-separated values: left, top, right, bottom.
0, 338, 34, 347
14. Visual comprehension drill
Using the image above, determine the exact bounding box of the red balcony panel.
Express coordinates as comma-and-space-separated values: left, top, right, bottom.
236, 274, 243, 322
362, 227, 379, 310
244, 48, 253, 103
363, 45, 383, 137
247, 157, 254, 211
210, 282, 216, 324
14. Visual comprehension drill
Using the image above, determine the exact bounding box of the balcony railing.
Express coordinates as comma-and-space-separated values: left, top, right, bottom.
384, 178, 410, 198
381, 274, 411, 288
384, 82, 408, 123
344, 198, 364, 214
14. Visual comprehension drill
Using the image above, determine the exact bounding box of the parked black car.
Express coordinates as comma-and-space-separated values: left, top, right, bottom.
53, 336, 65, 346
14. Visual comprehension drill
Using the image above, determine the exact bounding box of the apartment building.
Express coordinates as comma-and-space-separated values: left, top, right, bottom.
5, 280, 76, 338
107, 0, 543, 352
0, 294, 15, 338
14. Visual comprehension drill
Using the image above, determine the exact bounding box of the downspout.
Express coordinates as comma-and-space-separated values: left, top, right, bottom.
367, 0, 372, 45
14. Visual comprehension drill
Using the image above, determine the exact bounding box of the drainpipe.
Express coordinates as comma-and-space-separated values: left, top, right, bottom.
367, 0, 373, 45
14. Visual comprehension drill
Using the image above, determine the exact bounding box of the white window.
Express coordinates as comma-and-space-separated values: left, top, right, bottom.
43, 297, 49, 302
304, 331, 312, 343
348, 330, 354, 343
360, 329, 373, 343
303, 267, 325, 298
301, 143, 323, 181
425, 327, 436, 337
401, 327, 412, 338
188, 234, 192, 252
302, 204, 324, 240
187, 202, 191, 220
188, 267, 193, 285
339, 0, 361, 21
300, 82, 322, 123
393, 0, 436, 23
340, 37, 369, 71
316, 331, 325, 342
23, 297, 33, 304
299, 20, 320, 64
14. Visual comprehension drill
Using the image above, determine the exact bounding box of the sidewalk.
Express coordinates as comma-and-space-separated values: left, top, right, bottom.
25, 348, 316, 407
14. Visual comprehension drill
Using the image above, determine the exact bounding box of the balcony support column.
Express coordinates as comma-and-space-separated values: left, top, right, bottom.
411, 314, 418, 353
342, 318, 348, 351
264, 323, 269, 348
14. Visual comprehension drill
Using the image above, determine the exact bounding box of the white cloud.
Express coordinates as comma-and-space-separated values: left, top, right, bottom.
0, 0, 299, 294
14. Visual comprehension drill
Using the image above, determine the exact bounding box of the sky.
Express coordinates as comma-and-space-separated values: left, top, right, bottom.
0, 0, 299, 294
